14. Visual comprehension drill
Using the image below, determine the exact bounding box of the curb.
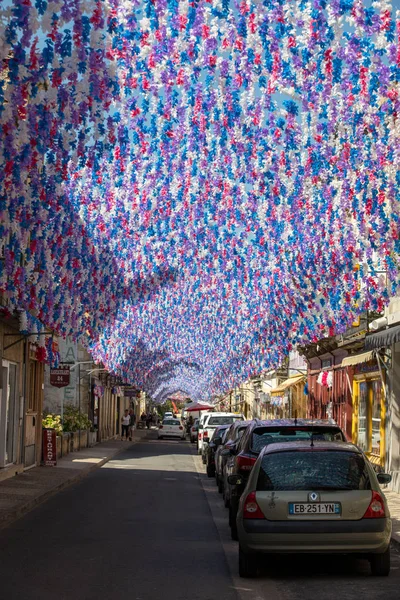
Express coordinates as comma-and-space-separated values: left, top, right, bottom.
0, 433, 152, 532
391, 535, 400, 551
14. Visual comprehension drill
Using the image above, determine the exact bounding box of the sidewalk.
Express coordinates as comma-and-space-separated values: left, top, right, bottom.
385, 489, 400, 547
0, 428, 152, 531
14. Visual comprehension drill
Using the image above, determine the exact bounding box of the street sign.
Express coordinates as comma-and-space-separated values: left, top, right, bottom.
42, 428, 57, 466
50, 367, 70, 388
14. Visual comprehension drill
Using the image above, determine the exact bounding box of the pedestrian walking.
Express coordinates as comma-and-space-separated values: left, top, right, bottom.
121, 409, 130, 441
146, 412, 152, 429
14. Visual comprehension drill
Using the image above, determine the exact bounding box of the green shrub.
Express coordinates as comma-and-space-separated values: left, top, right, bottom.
42, 412, 63, 435
62, 404, 92, 432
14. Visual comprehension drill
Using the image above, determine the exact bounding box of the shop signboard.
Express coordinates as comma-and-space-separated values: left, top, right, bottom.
50, 366, 70, 388
355, 360, 378, 375
42, 428, 57, 466
124, 388, 139, 398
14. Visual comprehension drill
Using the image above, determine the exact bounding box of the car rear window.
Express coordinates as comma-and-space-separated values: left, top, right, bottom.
257, 451, 371, 491
163, 419, 180, 426
208, 416, 241, 426
251, 427, 344, 453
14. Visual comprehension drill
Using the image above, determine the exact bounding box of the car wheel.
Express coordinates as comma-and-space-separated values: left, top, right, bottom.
159, 436, 163, 440
191, 437, 195, 444
239, 547, 258, 578
231, 522, 238, 541
370, 547, 390, 576
202, 453, 207, 464
206, 464, 215, 478
218, 477, 224, 494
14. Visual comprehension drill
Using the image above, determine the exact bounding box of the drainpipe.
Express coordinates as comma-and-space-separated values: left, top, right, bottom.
78, 362, 81, 450
20, 337, 29, 467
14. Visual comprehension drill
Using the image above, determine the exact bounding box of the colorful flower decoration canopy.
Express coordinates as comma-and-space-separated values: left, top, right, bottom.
1, 0, 400, 401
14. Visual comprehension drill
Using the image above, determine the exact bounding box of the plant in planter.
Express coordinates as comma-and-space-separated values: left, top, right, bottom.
42, 412, 63, 435
62, 404, 92, 432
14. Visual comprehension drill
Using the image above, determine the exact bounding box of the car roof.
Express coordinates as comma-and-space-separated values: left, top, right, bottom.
250, 418, 342, 428
205, 412, 242, 417
260, 441, 362, 456
230, 419, 250, 429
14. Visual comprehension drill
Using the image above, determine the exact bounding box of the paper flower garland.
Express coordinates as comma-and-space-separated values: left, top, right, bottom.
1, 0, 399, 401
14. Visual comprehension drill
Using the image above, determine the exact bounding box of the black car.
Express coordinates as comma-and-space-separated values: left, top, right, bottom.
215, 420, 250, 495
205, 425, 230, 478
224, 419, 347, 540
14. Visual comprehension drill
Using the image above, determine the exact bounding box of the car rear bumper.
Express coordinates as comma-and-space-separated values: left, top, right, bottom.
238, 518, 392, 554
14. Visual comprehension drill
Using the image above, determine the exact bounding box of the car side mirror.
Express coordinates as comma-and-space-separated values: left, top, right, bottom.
203, 437, 210, 443
227, 474, 243, 486
377, 473, 392, 485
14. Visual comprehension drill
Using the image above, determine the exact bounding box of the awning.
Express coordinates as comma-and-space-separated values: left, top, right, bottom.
185, 402, 214, 412
365, 325, 400, 350
270, 374, 306, 397
341, 351, 374, 368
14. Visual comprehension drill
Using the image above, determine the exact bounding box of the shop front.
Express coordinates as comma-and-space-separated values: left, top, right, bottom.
350, 357, 385, 468
307, 366, 352, 439
270, 375, 307, 419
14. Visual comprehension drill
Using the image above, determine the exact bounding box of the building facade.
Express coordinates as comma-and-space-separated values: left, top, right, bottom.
0, 309, 46, 478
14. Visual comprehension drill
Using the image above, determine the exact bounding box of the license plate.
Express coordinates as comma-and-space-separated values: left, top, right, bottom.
289, 503, 341, 515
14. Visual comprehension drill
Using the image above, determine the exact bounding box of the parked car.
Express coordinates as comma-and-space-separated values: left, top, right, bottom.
225, 419, 347, 540
233, 441, 392, 578
164, 411, 173, 419
198, 412, 245, 456
216, 420, 250, 495
158, 418, 185, 440
190, 418, 199, 443
205, 425, 230, 477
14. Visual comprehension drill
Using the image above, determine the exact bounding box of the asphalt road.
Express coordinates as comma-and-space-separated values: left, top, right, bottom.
0, 433, 399, 600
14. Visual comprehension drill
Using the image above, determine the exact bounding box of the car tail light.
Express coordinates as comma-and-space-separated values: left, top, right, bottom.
236, 454, 257, 472
179, 426, 183, 430
204, 431, 208, 438
243, 491, 265, 519
363, 491, 387, 518
198, 432, 202, 440
159, 425, 163, 429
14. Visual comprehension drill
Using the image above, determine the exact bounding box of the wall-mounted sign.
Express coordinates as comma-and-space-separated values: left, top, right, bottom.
50, 366, 70, 388
124, 389, 140, 398
42, 428, 57, 466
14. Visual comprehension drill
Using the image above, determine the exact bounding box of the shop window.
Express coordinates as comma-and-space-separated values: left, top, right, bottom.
357, 381, 368, 452
371, 380, 382, 455
321, 358, 332, 369
28, 361, 41, 412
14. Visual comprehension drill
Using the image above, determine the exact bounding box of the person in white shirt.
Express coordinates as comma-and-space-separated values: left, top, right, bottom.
121, 409, 131, 441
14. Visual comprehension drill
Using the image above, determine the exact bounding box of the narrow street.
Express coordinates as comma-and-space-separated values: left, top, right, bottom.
0, 433, 399, 600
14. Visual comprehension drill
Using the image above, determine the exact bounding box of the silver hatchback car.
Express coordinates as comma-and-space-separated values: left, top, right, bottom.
233, 441, 392, 578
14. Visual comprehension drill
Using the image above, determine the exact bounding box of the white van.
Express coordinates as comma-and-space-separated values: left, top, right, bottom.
197, 412, 244, 455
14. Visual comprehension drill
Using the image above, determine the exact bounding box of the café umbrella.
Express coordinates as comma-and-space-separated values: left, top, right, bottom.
185, 402, 214, 413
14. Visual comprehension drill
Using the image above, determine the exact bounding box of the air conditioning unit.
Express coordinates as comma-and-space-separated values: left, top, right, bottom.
369, 317, 388, 331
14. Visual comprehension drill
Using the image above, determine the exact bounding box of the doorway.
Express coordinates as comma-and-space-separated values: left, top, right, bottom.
0, 360, 18, 467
